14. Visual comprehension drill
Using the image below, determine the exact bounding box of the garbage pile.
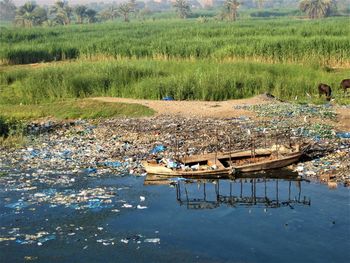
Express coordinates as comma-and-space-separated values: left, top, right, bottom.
296, 142, 350, 186
1, 114, 348, 185
235, 103, 337, 120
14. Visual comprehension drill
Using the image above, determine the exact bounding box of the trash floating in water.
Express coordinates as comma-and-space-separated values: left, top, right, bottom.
120, 239, 129, 244
137, 205, 148, 209
144, 238, 160, 244
13, 231, 56, 246
0, 237, 16, 242
38, 234, 56, 244
122, 204, 133, 208
86, 167, 97, 173
5, 201, 30, 210
98, 161, 123, 168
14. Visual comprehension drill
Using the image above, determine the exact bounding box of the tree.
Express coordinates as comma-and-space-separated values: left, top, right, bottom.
173, 0, 191, 19
129, 0, 137, 12
0, 0, 16, 21
15, 1, 47, 27
99, 5, 119, 21
137, 7, 152, 21
255, 0, 265, 9
299, 0, 337, 19
85, 9, 97, 23
50, 0, 72, 25
118, 2, 133, 22
32, 6, 48, 25
74, 5, 87, 24
224, 0, 240, 21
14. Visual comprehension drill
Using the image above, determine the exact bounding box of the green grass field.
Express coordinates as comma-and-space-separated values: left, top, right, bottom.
0, 99, 155, 120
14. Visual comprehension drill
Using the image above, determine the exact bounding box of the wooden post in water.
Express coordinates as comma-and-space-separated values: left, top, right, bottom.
275, 129, 279, 158
240, 179, 243, 198
228, 135, 232, 166
276, 180, 279, 207
175, 132, 178, 160
215, 129, 218, 166
288, 125, 292, 147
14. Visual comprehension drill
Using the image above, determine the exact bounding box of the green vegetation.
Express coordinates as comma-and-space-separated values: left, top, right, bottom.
1, 59, 349, 104
0, 98, 154, 147
173, 0, 191, 19
0, 18, 349, 66
0, 99, 155, 120
299, 0, 337, 19
0, 115, 25, 147
0, 134, 26, 148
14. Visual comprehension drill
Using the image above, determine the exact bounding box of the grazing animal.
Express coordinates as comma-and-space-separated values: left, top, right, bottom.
340, 79, 350, 93
318, 83, 332, 101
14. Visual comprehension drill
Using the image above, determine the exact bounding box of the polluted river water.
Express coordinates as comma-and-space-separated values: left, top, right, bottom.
0, 168, 349, 263
0, 109, 349, 262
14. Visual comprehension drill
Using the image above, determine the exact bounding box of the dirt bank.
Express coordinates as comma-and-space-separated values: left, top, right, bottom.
93, 96, 350, 131
92, 95, 273, 119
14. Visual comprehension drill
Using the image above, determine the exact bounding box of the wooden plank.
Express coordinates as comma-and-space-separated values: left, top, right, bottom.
207, 159, 226, 169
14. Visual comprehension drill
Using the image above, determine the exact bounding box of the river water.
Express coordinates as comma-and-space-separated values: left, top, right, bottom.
0, 169, 349, 263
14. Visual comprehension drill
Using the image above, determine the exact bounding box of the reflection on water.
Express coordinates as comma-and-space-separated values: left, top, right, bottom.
1, 169, 349, 263
145, 172, 311, 210
175, 178, 311, 210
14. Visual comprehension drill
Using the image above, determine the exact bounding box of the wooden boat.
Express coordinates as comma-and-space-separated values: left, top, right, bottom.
142, 144, 304, 179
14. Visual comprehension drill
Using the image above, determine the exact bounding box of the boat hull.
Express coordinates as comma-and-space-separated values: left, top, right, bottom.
235, 153, 302, 173
141, 161, 233, 179
142, 146, 303, 179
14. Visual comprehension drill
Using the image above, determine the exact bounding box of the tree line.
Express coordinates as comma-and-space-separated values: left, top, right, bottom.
0, 0, 342, 27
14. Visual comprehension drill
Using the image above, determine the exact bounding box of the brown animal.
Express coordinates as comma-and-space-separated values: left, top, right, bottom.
340, 79, 350, 93
318, 83, 332, 101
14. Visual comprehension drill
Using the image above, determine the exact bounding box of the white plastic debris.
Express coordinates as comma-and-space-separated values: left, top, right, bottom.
144, 238, 160, 243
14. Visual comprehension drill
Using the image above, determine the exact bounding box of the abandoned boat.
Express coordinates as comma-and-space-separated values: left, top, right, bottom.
142, 144, 305, 179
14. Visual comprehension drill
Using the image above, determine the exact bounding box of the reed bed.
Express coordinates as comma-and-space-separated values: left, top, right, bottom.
1, 58, 348, 104
0, 18, 349, 67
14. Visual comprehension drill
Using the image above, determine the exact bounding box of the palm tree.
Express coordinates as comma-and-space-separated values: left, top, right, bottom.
224, 0, 240, 21
32, 6, 48, 25
15, 1, 47, 27
50, 0, 73, 25
118, 3, 133, 22
74, 5, 87, 24
15, 1, 36, 27
299, 0, 336, 19
173, 0, 191, 19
